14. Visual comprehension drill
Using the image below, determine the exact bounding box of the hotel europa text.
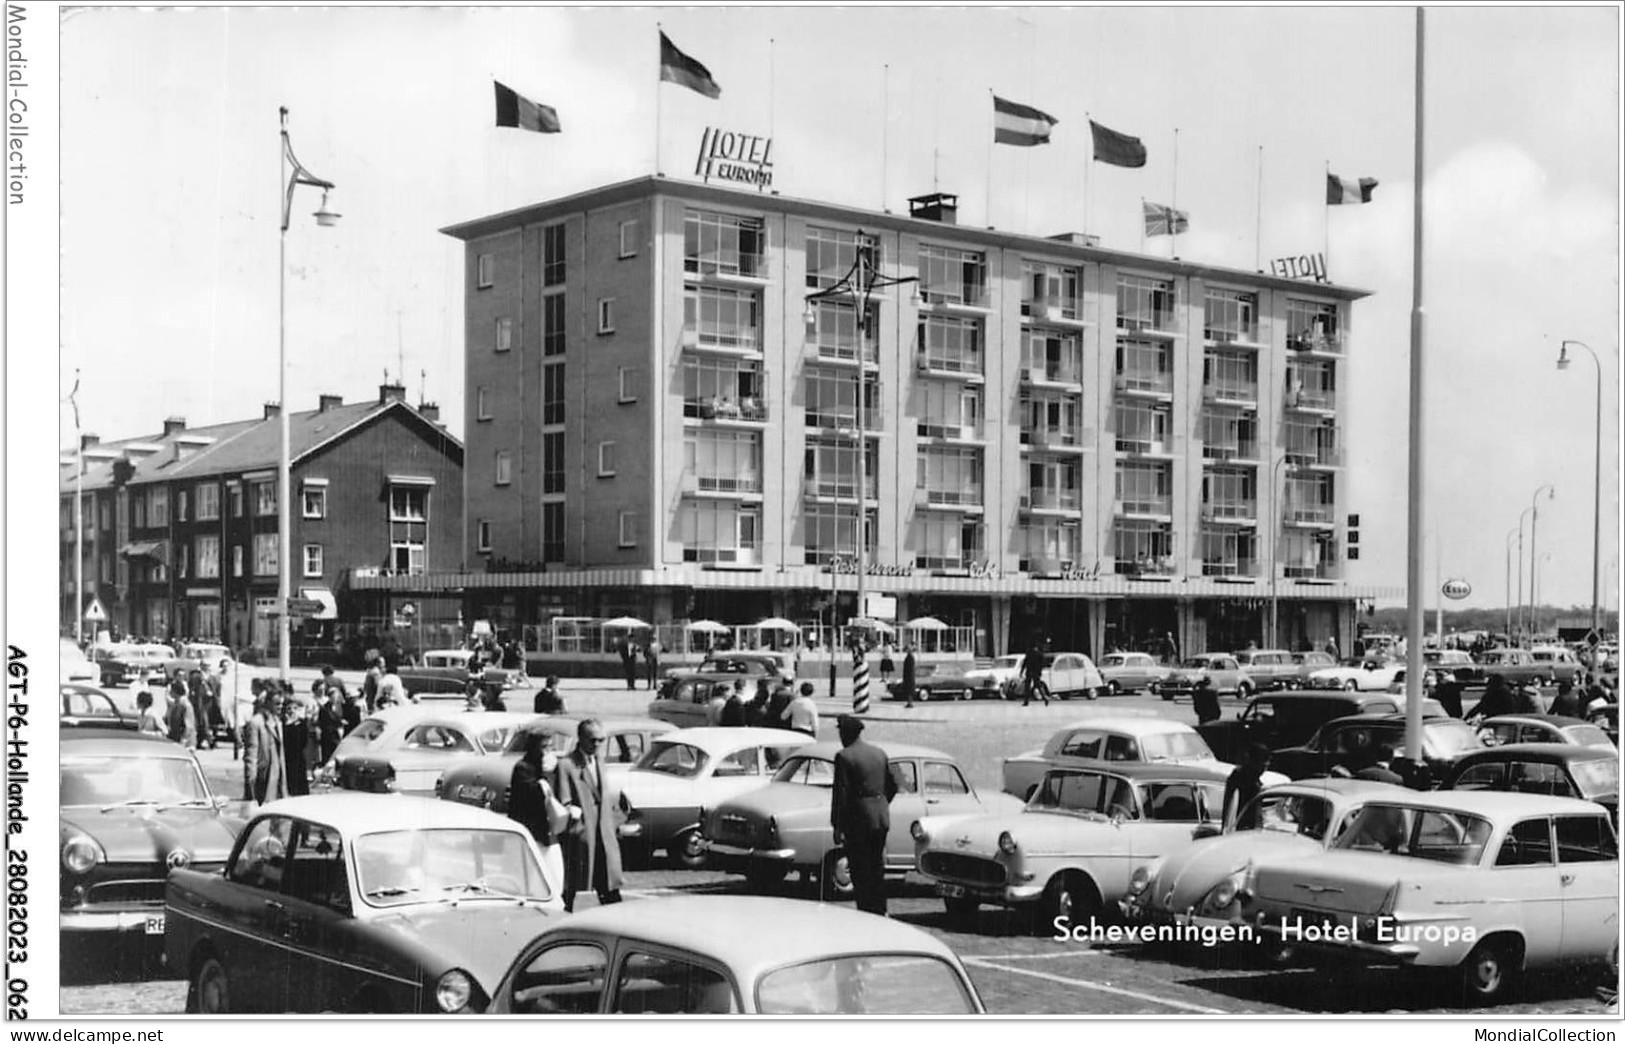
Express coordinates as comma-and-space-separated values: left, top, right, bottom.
1054, 915, 1481, 949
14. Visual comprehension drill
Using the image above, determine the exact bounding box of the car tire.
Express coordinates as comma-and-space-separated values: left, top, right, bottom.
1343, 679, 1359, 692
668, 828, 708, 871
1237, 682, 1254, 700
944, 896, 980, 920
821, 849, 854, 901
1106, 680, 1121, 697
1456, 936, 1520, 1005
189, 956, 230, 1015
1036, 871, 1100, 937
960, 689, 973, 702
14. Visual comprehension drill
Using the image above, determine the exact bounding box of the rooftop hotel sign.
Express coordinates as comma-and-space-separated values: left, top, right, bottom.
1269, 252, 1328, 283
695, 127, 774, 190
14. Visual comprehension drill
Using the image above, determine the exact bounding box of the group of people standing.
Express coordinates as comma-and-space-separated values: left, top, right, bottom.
136, 666, 233, 754
506, 718, 626, 913
707, 677, 820, 736
238, 668, 366, 805
617, 637, 663, 691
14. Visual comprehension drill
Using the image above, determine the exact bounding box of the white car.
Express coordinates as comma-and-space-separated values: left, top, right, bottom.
997, 652, 1105, 700
961, 655, 1025, 698
1309, 659, 1405, 692
60, 638, 100, 685
333, 710, 535, 796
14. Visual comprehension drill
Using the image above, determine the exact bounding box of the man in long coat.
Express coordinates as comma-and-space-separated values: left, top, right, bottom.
242, 690, 288, 805
831, 714, 898, 915
554, 718, 624, 912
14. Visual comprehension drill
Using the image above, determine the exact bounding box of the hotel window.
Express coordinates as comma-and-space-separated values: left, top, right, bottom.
302, 484, 327, 519
477, 521, 492, 553
1286, 358, 1337, 409
684, 430, 762, 493
684, 209, 765, 278
805, 227, 879, 289
684, 285, 760, 351
177, 543, 190, 578
918, 244, 986, 307
618, 219, 641, 259
1203, 288, 1258, 343
1020, 395, 1080, 444
150, 488, 169, 527
542, 501, 565, 562
1282, 530, 1337, 579
1114, 402, 1171, 453
100, 553, 112, 583
1021, 328, 1082, 383
227, 483, 242, 518
1201, 410, 1258, 460
804, 438, 878, 500
617, 510, 639, 548
618, 367, 640, 404
133, 495, 146, 529
99, 501, 111, 530
176, 489, 189, 522
1287, 298, 1340, 350
682, 356, 764, 419
917, 315, 982, 374
542, 433, 565, 494
302, 543, 323, 579
253, 481, 276, 516
476, 253, 494, 289
598, 441, 617, 477
476, 386, 492, 421
495, 451, 513, 486
1116, 274, 1177, 331
916, 381, 981, 438
805, 367, 878, 430
1115, 338, 1172, 393
910, 514, 983, 570
195, 535, 220, 579
231, 544, 244, 578
1202, 468, 1256, 520
916, 448, 982, 506
803, 504, 876, 566
805, 296, 877, 364
597, 298, 615, 334
544, 293, 566, 356
1285, 418, 1340, 465
1113, 519, 1174, 574
1201, 528, 1257, 578
1285, 474, 1336, 525
1019, 519, 1081, 569
1025, 459, 1081, 511
1021, 261, 1082, 320
1203, 349, 1258, 402
495, 316, 514, 353
253, 533, 278, 577
1115, 462, 1172, 516
680, 501, 760, 563
195, 483, 220, 521
543, 223, 566, 287
389, 486, 428, 575
542, 363, 565, 423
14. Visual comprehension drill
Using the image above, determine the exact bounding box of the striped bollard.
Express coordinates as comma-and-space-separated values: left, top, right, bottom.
852, 650, 870, 715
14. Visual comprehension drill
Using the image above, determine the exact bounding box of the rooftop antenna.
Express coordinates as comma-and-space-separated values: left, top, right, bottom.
396, 308, 405, 388
419, 367, 427, 408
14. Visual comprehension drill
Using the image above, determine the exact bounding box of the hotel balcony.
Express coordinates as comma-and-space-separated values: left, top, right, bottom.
1019, 490, 1081, 513
1287, 330, 1344, 357
1115, 497, 1173, 520
1024, 555, 1077, 576
802, 476, 879, 503
680, 470, 763, 498
1285, 444, 1344, 469
803, 337, 879, 369
1021, 428, 1090, 453
683, 252, 768, 285
685, 396, 769, 426
1115, 310, 1181, 337
1284, 385, 1337, 415
1021, 296, 1095, 327
1284, 559, 1343, 581
1020, 362, 1084, 390
1202, 558, 1258, 579
1203, 323, 1270, 351
1202, 439, 1260, 463
683, 544, 761, 566
1115, 555, 1180, 577
1200, 500, 1258, 524
918, 284, 990, 313
917, 421, 983, 443
921, 488, 984, 512
1113, 373, 1174, 399
681, 326, 764, 357
809, 407, 883, 433
1283, 506, 1337, 528
1115, 436, 1174, 459
1202, 381, 1259, 408
916, 352, 984, 382
915, 551, 986, 571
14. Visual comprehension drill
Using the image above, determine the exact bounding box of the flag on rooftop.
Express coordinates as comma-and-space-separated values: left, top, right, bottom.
993, 95, 1059, 146
1326, 172, 1379, 204
493, 81, 561, 133
1143, 200, 1189, 237
660, 30, 722, 98
1090, 119, 1147, 168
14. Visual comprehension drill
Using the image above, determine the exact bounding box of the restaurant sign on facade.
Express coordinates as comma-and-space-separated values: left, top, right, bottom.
695, 126, 774, 189
824, 555, 914, 578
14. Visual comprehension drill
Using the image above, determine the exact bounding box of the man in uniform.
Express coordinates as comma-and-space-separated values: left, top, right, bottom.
830, 714, 898, 916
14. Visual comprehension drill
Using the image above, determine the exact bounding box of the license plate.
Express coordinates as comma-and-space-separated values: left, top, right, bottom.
144, 915, 165, 935
937, 882, 968, 899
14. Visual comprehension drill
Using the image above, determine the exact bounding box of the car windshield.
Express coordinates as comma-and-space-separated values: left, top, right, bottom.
1029, 771, 1133, 816
61, 755, 209, 807
756, 955, 976, 1015
353, 827, 548, 906
994, 656, 1023, 670
502, 726, 574, 756
1333, 804, 1493, 865
1570, 757, 1620, 800
635, 740, 710, 778
1243, 793, 1337, 840
1179, 658, 1211, 670
772, 755, 837, 787
1562, 725, 1615, 750
1425, 719, 1485, 756
1138, 732, 1215, 761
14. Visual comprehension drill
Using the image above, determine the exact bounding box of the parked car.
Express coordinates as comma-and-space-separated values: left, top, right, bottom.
176, 642, 235, 674
1528, 646, 1586, 686
62, 731, 246, 969
89, 642, 176, 688
616, 728, 816, 869
1424, 648, 1484, 687
165, 794, 563, 1013
996, 651, 1106, 700
332, 710, 533, 796
1232, 649, 1301, 692
912, 763, 1230, 929
1197, 690, 1435, 765
1308, 658, 1406, 692
961, 655, 1027, 698
702, 742, 1020, 896
397, 660, 530, 703
60, 682, 137, 731
1096, 652, 1172, 695
485, 895, 985, 1014
1476, 714, 1614, 750
649, 675, 737, 727
436, 716, 675, 813
664, 652, 793, 688
1289, 651, 1339, 686
1443, 743, 1620, 821
1476, 648, 1551, 688
1124, 777, 1401, 932
1267, 712, 1484, 781
1000, 716, 1285, 802
1159, 654, 1256, 701
60, 637, 101, 685
886, 661, 980, 701
1245, 791, 1618, 1003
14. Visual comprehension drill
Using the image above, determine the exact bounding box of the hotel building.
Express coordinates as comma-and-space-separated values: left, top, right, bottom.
355, 176, 1387, 658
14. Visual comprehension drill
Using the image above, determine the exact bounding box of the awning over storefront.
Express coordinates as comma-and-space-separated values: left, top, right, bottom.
119, 540, 167, 560
298, 586, 339, 620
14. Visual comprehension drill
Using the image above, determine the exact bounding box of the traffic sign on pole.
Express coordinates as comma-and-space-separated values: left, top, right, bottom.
84, 598, 108, 623
286, 597, 325, 616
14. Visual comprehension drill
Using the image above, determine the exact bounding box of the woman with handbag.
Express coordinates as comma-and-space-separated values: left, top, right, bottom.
507, 729, 569, 888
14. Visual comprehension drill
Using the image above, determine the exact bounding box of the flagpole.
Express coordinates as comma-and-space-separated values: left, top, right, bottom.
1254, 145, 1264, 272
1170, 127, 1179, 259
1323, 160, 1330, 266
881, 63, 890, 211
655, 24, 664, 176
1083, 112, 1092, 235
985, 88, 994, 226
764, 37, 774, 194
1402, 5, 1428, 773
1139, 196, 1146, 254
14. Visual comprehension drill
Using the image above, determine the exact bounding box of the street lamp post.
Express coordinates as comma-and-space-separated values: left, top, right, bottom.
1527, 484, 1555, 644
1517, 506, 1533, 642
1269, 454, 1290, 648
1557, 340, 1604, 644
804, 232, 916, 714
67, 371, 83, 646
278, 106, 339, 682
1505, 527, 1520, 641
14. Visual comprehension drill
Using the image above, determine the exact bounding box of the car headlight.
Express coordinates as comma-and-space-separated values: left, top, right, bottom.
910, 819, 928, 843
1204, 876, 1240, 911
62, 833, 104, 875
1127, 864, 1153, 896
766, 815, 778, 843
997, 830, 1017, 855
435, 968, 473, 1012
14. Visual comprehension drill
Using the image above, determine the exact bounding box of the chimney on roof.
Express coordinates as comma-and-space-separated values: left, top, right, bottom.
379, 382, 407, 405
263, 402, 281, 419
162, 417, 187, 436
908, 192, 959, 225
80, 433, 99, 450
417, 402, 440, 423
318, 393, 344, 413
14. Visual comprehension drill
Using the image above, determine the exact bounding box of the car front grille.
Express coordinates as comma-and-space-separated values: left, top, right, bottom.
79, 863, 225, 907
713, 814, 757, 844
920, 852, 1007, 887
451, 782, 493, 807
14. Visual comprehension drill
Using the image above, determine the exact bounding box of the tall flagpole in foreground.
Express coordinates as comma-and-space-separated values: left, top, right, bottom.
655, 24, 664, 175
1169, 127, 1180, 258
1403, 6, 1428, 770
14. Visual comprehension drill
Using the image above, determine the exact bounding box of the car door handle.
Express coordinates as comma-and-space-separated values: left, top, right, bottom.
1561, 874, 1575, 886
925, 798, 941, 805
263, 899, 286, 911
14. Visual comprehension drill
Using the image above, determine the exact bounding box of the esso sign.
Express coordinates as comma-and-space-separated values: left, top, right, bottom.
1441, 579, 1472, 601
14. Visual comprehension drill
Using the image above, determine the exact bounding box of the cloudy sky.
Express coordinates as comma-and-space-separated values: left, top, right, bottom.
51, 5, 1621, 612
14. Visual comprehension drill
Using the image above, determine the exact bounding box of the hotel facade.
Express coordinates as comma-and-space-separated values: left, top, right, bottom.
355, 176, 1389, 659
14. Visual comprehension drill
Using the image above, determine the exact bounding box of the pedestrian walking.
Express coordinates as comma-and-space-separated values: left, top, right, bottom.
879, 642, 896, 685
901, 646, 917, 709
282, 697, 312, 797
645, 637, 662, 690
830, 715, 898, 915
1550, 679, 1582, 718
242, 689, 288, 805
554, 719, 626, 912
620, 639, 638, 691
165, 678, 197, 749
720, 680, 746, 726
508, 730, 568, 886
362, 654, 383, 714
1223, 743, 1272, 831
187, 669, 215, 750
316, 686, 345, 764
533, 675, 567, 715
1020, 643, 1050, 706
788, 682, 820, 737
766, 681, 795, 730
134, 690, 164, 735
1192, 679, 1222, 725
745, 680, 771, 727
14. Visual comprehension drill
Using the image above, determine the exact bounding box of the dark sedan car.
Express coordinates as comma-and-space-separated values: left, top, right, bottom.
1442, 742, 1620, 821
1268, 712, 1484, 781
1196, 690, 1435, 765
60, 682, 137, 731
1476, 714, 1615, 750
61, 731, 245, 971
887, 661, 979, 701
